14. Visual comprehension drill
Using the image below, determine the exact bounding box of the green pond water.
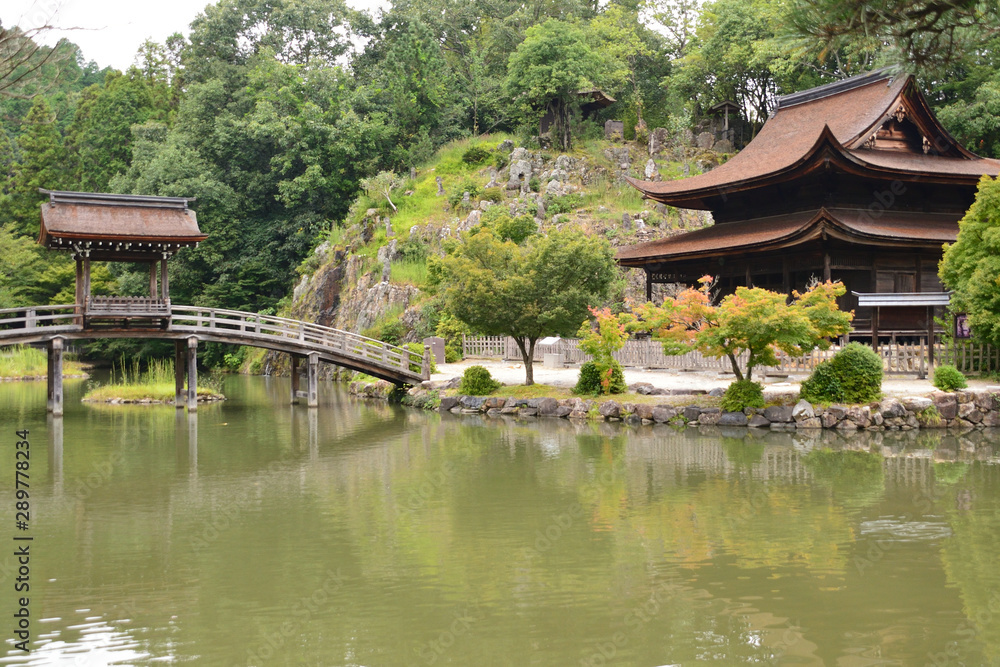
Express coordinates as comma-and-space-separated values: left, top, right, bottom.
2, 376, 1000, 666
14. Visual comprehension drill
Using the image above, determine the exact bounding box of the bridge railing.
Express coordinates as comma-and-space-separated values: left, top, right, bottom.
169, 306, 425, 379
0, 305, 81, 334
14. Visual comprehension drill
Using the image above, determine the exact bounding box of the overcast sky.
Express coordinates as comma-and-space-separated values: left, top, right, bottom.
1, 0, 386, 72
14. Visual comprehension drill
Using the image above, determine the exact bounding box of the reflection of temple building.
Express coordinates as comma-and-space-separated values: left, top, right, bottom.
619, 69, 1000, 339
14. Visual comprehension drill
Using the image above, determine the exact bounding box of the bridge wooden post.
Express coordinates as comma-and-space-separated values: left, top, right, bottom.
307, 353, 319, 407
290, 355, 300, 404
47, 337, 64, 416
186, 337, 198, 412
421, 345, 431, 381
174, 341, 186, 409
75, 258, 84, 325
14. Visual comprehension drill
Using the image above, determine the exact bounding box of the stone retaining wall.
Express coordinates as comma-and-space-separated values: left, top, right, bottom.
348, 380, 1000, 431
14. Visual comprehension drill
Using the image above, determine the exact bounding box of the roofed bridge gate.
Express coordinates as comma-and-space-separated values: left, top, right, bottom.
1, 191, 428, 416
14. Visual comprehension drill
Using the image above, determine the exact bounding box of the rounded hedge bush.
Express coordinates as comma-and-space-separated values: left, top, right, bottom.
933, 364, 967, 391
799, 342, 882, 404
721, 379, 765, 412
831, 342, 883, 403
459, 365, 501, 395
574, 361, 602, 395
573, 361, 626, 395
798, 361, 843, 403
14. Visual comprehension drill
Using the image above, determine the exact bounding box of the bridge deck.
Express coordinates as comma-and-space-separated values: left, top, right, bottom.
0, 304, 427, 385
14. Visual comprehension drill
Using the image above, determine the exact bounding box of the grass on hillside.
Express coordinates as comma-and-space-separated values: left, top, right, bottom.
390, 259, 429, 287
0, 345, 86, 378
84, 357, 223, 403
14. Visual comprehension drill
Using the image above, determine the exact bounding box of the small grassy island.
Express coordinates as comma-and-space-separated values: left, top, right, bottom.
0, 345, 87, 381
83, 359, 225, 405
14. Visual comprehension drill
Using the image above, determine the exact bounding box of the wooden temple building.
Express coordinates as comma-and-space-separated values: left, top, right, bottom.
619, 69, 1000, 341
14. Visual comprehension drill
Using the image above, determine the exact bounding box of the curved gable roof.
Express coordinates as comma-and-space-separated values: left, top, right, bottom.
630, 71, 1000, 209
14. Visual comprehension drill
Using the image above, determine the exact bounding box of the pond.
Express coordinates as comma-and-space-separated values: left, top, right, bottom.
1, 376, 999, 666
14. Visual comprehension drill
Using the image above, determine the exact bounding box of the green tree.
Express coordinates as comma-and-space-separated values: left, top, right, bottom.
505, 19, 605, 149
1, 97, 68, 234
784, 0, 1000, 73
434, 228, 616, 385
577, 306, 629, 394
0, 225, 41, 308
67, 68, 173, 191
589, 5, 653, 129
629, 277, 852, 381
939, 176, 1000, 345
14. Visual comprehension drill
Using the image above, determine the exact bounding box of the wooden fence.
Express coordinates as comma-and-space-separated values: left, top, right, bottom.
462, 335, 999, 376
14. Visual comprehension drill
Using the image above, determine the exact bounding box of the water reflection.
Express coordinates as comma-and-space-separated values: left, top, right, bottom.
2, 377, 1000, 665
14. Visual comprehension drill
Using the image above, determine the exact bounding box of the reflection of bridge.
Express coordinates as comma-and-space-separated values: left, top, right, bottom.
0, 303, 428, 415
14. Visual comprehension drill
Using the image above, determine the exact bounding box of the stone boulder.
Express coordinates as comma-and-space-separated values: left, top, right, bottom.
718, 411, 748, 426
651, 407, 677, 423
880, 398, 907, 419
598, 401, 621, 419
763, 405, 793, 423
792, 400, 814, 421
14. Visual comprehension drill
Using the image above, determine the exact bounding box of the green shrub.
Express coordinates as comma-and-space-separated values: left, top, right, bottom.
481, 187, 504, 203
459, 365, 501, 395
404, 342, 437, 374
546, 193, 584, 216
462, 145, 491, 165
832, 342, 883, 403
604, 362, 627, 394
799, 361, 843, 403
799, 342, 882, 403
577, 360, 626, 395
494, 152, 509, 171
445, 345, 462, 363
933, 364, 968, 391
528, 176, 541, 192
493, 214, 537, 244
574, 361, 602, 395
448, 177, 482, 209
721, 379, 765, 412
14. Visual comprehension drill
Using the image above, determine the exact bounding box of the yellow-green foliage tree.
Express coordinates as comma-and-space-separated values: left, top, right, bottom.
628, 277, 852, 381
577, 307, 629, 394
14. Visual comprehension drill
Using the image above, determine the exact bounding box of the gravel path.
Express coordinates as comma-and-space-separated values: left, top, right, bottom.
431, 359, 999, 398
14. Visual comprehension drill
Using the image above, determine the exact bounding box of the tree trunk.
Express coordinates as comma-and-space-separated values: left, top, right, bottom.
727, 352, 744, 381
514, 337, 536, 385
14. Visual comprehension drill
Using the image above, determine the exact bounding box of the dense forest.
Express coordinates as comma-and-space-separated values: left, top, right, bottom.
1, 0, 998, 350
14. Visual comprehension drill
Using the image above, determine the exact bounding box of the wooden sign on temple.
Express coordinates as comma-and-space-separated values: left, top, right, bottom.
618, 68, 1000, 345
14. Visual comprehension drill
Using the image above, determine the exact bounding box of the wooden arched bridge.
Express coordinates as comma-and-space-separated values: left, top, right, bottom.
8, 189, 429, 416
0, 303, 429, 415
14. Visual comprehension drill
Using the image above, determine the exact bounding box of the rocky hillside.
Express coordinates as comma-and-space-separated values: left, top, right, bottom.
250, 130, 724, 376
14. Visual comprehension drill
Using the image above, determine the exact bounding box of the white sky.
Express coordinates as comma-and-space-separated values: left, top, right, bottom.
1, 0, 386, 72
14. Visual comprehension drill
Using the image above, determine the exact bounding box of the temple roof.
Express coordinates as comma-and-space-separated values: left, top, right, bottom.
616, 208, 958, 267
628, 70, 1000, 210
38, 190, 206, 257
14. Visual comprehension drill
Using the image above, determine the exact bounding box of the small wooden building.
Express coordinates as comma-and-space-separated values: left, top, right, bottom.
618, 69, 1000, 340
37, 190, 206, 328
